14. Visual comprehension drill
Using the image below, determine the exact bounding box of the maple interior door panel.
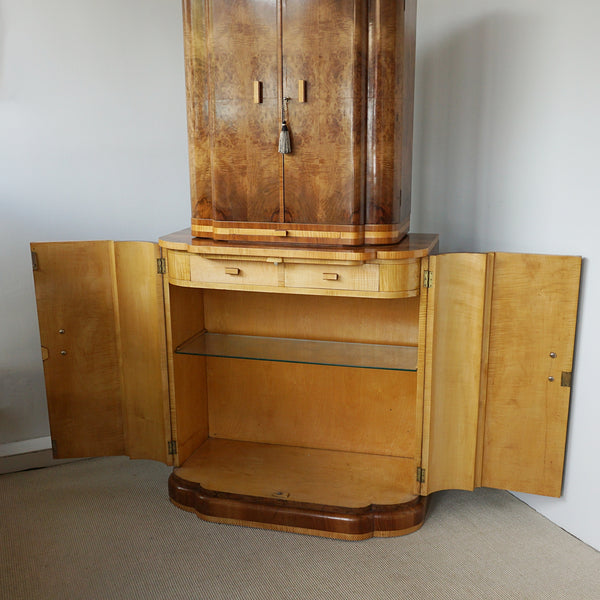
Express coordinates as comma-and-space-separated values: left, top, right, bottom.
421, 253, 488, 495
31, 241, 172, 463
480, 253, 581, 497
31, 241, 126, 458
282, 0, 367, 226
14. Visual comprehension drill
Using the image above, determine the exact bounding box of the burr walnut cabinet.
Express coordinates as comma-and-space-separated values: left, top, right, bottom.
184, 0, 416, 246
30, 232, 581, 539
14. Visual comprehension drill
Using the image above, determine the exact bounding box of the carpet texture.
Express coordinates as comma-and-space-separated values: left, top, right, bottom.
1, 456, 598, 599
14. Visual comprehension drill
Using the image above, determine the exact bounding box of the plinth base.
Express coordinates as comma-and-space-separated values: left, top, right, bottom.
169, 472, 428, 541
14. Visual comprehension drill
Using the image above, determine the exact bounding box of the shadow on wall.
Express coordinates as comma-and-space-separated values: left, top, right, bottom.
0, 367, 49, 445
414, 13, 540, 252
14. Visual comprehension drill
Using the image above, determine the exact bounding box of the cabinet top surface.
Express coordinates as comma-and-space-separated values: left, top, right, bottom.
159, 229, 439, 262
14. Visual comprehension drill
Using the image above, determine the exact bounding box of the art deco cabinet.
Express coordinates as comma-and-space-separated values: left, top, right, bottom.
185, 0, 416, 246
30, 234, 581, 539
29, 0, 582, 540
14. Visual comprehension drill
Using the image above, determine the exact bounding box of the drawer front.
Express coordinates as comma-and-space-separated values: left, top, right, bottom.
284, 263, 379, 292
190, 256, 279, 287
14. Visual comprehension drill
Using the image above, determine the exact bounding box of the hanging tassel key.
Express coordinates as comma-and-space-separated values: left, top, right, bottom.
278, 97, 292, 154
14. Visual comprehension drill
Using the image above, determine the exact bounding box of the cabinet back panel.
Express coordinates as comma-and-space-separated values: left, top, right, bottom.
207, 359, 417, 457
203, 290, 419, 346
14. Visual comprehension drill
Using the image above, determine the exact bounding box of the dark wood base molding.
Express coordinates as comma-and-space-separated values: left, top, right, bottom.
190, 219, 410, 248
169, 472, 428, 540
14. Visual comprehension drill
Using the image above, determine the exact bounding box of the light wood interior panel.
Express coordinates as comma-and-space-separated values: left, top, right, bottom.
422, 253, 487, 494
165, 284, 209, 465
203, 290, 420, 346
207, 359, 417, 457
175, 439, 417, 508
114, 242, 170, 463
31, 241, 125, 458
481, 253, 581, 497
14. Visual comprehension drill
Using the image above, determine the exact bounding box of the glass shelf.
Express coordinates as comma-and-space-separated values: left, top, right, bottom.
175, 331, 417, 372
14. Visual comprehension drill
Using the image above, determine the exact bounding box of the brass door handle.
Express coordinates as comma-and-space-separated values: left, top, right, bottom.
254, 81, 262, 104
322, 273, 339, 281
298, 80, 307, 103
225, 267, 241, 276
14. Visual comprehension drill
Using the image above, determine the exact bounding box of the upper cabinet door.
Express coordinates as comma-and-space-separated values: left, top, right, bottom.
31, 241, 172, 464
184, 0, 281, 225
281, 0, 367, 228
480, 253, 581, 497
185, 0, 416, 246
422, 252, 581, 498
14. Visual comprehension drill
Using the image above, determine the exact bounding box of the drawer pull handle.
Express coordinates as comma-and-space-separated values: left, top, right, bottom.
253, 81, 262, 104
225, 267, 240, 276
322, 272, 339, 281
298, 80, 307, 103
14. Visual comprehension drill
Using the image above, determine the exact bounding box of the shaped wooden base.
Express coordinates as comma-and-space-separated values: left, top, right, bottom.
169, 473, 428, 541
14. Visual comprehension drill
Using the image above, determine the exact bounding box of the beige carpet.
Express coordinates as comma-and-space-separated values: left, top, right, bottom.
1, 457, 598, 600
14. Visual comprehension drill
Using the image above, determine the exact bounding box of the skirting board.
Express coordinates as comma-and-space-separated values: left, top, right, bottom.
0, 436, 81, 474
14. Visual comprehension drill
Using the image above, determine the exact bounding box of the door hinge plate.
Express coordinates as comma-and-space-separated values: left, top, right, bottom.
423, 270, 433, 288
561, 371, 572, 388
168, 440, 177, 455
31, 251, 39, 271
157, 257, 167, 274
417, 466, 426, 483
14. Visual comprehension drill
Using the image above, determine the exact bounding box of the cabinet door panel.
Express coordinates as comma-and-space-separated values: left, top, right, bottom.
31, 241, 126, 458
31, 241, 171, 463
207, 0, 280, 222
186, 0, 281, 223
114, 243, 171, 463
481, 253, 581, 497
282, 0, 367, 225
421, 254, 488, 494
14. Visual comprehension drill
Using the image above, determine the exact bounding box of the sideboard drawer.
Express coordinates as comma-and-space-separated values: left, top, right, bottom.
190, 256, 279, 288
284, 263, 380, 292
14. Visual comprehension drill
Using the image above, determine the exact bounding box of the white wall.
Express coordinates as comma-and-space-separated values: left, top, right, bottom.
412, 0, 600, 550
0, 0, 189, 443
1, 0, 599, 550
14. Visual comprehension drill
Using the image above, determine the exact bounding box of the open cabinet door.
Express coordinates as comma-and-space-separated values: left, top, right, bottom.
31, 241, 172, 464
420, 253, 488, 495
421, 252, 581, 498
479, 253, 581, 497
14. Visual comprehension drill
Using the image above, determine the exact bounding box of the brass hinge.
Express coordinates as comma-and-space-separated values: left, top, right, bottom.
31, 251, 39, 271
167, 440, 177, 455
417, 466, 426, 483
157, 257, 167, 274
423, 270, 433, 288
561, 371, 573, 388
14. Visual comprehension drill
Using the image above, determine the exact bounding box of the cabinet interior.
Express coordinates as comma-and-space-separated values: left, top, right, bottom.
169, 287, 424, 505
